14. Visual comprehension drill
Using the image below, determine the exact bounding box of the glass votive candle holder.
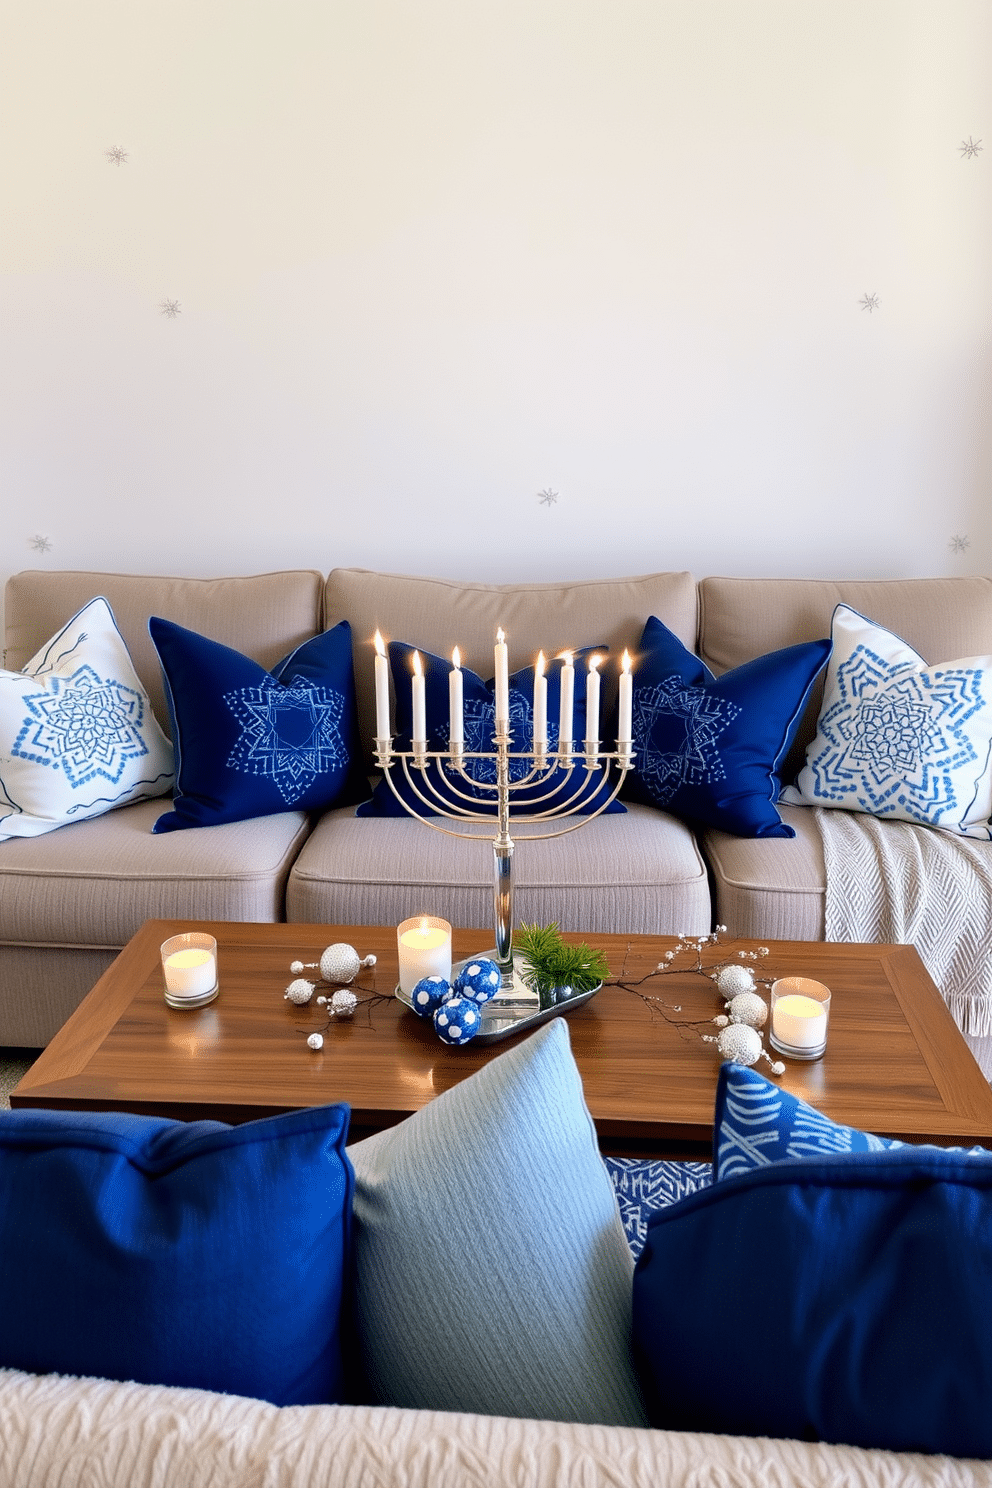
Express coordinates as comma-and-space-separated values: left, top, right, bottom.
769, 977, 831, 1061
161, 932, 219, 1010
397, 915, 452, 997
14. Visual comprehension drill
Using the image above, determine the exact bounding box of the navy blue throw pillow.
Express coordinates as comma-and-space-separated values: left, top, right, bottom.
632, 1141, 992, 1457
150, 617, 369, 831
623, 616, 830, 837
358, 641, 626, 818
0, 1103, 353, 1406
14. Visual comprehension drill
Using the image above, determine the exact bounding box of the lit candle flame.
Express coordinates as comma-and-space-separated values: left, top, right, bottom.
452, 646, 461, 669
496, 627, 505, 644
412, 651, 423, 677
419, 916, 429, 936
536, 650, 545, 677
622, 650, 631, 673
560, 651, 573, 666
374, 630, 386, 657
589, 654, 602, 673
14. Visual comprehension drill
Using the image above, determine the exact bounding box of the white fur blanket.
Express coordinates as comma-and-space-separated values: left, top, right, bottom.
2, 1368, 990, 1488
817, 808, 992, 1037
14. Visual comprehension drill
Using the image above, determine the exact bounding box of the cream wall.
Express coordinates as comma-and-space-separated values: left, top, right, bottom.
1, 1, 990, 611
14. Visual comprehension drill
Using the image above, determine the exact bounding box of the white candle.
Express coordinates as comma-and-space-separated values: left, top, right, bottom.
495, 627, 510, 730
164, 947, 216, 996
558, 652, 574, 752
533, 651, 548, 758
449, 647, 464, 749
411, 651, 427, 757
772, 994, 827, 1049
373, 631, 390, 740
397, 916, 453, 995
585, 655, 602, 756
618, 650, 633, 746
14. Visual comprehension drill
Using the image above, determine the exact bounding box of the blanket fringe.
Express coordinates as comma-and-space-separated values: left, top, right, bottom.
946, 993, 992, 1040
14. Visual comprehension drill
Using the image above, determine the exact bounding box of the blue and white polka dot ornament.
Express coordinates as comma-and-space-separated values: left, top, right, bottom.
411, 975, 453, 1019
434, 995, 482, 1045
453, 959, 501, 1004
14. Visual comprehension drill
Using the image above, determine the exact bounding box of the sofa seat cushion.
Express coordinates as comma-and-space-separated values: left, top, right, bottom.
286, 799, 711, 936
0, 799, 311, 948
699, 802, 826, 940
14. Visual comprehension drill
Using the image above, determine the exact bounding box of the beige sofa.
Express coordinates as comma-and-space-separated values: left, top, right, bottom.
3, 565, 992, 1048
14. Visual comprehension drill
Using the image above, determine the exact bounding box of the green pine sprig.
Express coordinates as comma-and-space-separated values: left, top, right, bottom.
513, 922, 610, 1003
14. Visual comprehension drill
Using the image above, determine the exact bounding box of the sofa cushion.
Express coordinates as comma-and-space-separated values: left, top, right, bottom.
0, 1103, 353, 1406
287, 799, 711, 936
0, 598, 174, 841
632, 1135, 992, 1457
0, 798, 310, 948
697, 575, 992, 779
323, 568, 698, 758
4, 570, 324, 735
348, 1018, 648, 1426
699, 802, 827, 939
624, 615, 830, 837
150, 618, 368, 831
358, 640, 624, 818
782, 604, 992, 839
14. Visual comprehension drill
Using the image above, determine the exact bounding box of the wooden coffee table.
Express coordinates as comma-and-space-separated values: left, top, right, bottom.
12, 920, 992, 1157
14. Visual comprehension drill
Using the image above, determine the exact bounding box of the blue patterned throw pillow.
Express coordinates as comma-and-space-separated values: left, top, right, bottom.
623, 615, 830, 837
0, 598, 174, 840
712, 1064, 905, 1181
782, 603, 992, 838
150, 617, 369, 831
357, 641, 625, 818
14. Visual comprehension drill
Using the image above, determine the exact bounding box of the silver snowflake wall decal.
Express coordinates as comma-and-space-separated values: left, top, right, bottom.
159, 299, 181, 318
537, 488, 559, 506
959, 137, 983, 160
859, 293, 880, 313
28, 534, 52, 553
104, 146, 129, 166
950, 534, 971, 553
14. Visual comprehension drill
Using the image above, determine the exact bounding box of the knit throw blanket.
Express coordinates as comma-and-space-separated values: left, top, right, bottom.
817, 807, 992, 1038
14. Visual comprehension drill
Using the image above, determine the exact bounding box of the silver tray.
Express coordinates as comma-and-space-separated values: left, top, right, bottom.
395, 949, 601, 1043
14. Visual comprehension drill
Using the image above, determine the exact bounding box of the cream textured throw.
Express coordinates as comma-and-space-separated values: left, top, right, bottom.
817, 808, 992, 1037
2, 1369, 991, 1488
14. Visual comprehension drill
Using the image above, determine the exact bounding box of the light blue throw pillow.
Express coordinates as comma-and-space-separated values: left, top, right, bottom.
783, 603, 992, 838
348, 1018, 648, 1427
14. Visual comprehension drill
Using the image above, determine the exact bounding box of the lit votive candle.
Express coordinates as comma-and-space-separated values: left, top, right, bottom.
770, 977, 831, 1060
397, 915, 452, 996
161, 932, 218, 1009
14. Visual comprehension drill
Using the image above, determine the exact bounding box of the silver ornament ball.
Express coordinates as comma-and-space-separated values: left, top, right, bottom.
728, 991, 768, 1029
715, 1024, 763, 1067
319, 943, 362, 983
330, 988, 358, 1018
284, 978, 316, 1005
716, 964, 756, 997
307, 1033, 324, 1051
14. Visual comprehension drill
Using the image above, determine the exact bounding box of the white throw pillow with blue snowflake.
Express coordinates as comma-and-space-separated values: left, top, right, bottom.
0, 597, 175, 839
782, 604, 992, 839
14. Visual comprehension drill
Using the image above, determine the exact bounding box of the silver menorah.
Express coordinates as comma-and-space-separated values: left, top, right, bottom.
372, 632, 635, 1008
